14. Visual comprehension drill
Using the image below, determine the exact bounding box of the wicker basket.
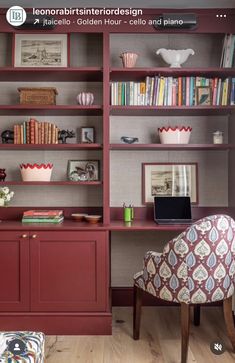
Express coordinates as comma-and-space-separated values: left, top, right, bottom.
18, 87, 58, 105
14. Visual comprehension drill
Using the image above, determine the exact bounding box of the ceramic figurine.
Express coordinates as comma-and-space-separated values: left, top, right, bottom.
1, 130, 14, 144
0, 169, 6, 181
121, 136, 139, 144
58, 130, 76, 144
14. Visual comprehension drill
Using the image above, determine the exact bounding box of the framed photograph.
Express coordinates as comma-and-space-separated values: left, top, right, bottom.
68, 160, 99, 182
196, 86, 212, 106
14, 34, 68, 67
142, 163, 198, 204
81, 127, 95, 144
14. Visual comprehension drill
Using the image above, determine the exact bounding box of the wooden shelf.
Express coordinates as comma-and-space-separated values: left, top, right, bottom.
110, 105, 235, 116
0, 67, 103, 82
109, 220, 189, 231
110, 144, 233, 150
0, 181, 102, 186
110, 67, 235, 81
0, 143, 103, 150
0, 105, 103, 116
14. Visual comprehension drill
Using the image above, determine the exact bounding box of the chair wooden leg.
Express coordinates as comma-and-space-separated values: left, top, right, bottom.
181, 303, 190, 363
193, 305, 201, 326
133, 285, 143, 340
223, 296, 235, 352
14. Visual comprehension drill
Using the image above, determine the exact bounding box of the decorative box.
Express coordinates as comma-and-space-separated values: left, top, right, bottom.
18, 87, 58, 105
158, 126, 192, 144
20, 163, 53, 181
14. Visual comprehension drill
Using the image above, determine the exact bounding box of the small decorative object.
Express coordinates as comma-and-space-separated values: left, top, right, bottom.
76, 92, 94, 105
0, 169, 6, 182
1, 130, 14, 144
213, 131, 223, 144
58, 129, 76, 144
81, 127, 95, 143
0, 186, 14, 206
123, 203, 134, 222
158, 126, 192, 144
18, 87, 58, 105
20, 163, 53, 181
68, 160, 99, 181
120, 136, 139, 144
142, 162, 198, 204
71, 213, 88, 222
120, 52, 138, 68
196, 86, 212, 105
85, 215, 102, 224
14, 34, 68, 67
156, 48, 195, 67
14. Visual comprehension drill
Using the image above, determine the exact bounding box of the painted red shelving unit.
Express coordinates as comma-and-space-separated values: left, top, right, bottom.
0, 143, 103, 150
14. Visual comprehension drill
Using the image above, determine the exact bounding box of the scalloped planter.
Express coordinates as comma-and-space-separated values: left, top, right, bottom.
20, 163, 53, 181
158, 126, 192, 144
120, 52, 138, 68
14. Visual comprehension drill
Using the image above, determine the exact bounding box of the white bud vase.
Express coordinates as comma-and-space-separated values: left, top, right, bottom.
0, 198, 5, 206
77, 92, 94, 105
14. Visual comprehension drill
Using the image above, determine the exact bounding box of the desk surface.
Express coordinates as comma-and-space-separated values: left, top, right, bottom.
0, 219, 189, 231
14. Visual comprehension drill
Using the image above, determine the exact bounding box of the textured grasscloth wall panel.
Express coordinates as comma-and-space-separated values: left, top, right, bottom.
110, 150, 228, 207
70, 33, 103, 67
110, 34, 223, 68
111, 231, 178, 286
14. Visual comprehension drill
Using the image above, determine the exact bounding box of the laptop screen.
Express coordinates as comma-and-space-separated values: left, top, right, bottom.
154, 196, 192, 220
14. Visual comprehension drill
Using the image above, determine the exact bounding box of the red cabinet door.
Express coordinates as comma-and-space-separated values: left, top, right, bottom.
30, 231, 109, 312
0, 231, 30, 311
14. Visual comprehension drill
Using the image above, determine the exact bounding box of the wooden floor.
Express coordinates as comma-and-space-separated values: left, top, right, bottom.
45, 307, 235, 363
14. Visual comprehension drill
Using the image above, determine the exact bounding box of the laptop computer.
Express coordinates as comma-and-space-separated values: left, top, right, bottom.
154, 196, 192, 224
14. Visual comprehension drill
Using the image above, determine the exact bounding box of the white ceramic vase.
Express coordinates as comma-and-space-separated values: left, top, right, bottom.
156, 48, 195, 67
0, 198, 5, 206
77, 92, 94, 105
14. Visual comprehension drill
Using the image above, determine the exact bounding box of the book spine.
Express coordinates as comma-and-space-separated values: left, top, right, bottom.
230, 78, 235, 105
178, 77, 182, 106
186, 77, 190, 106
20, 125, 23, 144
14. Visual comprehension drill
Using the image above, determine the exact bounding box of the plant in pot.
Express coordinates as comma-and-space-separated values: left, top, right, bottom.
0, 187, 14, 206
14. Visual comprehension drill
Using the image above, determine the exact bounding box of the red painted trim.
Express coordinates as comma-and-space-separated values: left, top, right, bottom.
158, 126, 192, 132
0, 144, 103, 150
67, 33, 70, 67
20, 163, 53, 169
0, 181, 102, 186
11, 33, 15, 67
0, 313, 112, 335
110, 144, 232, 151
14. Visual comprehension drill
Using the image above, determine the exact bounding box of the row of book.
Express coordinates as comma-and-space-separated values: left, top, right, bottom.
220, 34, 235, 68
110, 77, 235, 106
14, 118, 60, 144
22, 210, 64, 224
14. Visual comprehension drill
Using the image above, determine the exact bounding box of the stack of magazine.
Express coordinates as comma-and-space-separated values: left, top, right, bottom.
22, 210, 64, 224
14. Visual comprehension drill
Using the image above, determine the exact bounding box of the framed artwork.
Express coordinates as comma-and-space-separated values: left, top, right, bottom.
196, 86, 212, 106
68, 160, 99, 182
81, 127, 95, 143
14, 34, 68, 67
142, 162, 198, 204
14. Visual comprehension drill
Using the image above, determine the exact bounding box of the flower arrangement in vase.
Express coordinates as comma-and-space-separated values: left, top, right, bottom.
0, 187, 14, 206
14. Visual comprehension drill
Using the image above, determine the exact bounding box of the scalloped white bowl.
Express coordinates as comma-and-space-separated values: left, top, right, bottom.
158, 127, 192, 144
20, 163, 53, 181
156, 48, 195, 67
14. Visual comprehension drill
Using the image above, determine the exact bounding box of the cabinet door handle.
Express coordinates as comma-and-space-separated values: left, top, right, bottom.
31, 234, 37, 239
21, 234, 28, 238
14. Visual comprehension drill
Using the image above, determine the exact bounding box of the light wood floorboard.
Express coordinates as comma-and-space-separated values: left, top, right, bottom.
45, 307, 235, 363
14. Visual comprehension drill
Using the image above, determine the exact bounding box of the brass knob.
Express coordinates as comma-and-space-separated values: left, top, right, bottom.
31, 234, 37, 239
21, 234, 28, 238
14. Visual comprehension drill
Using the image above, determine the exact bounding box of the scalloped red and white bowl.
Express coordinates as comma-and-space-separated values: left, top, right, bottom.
20, 163, 53, 181
158, 126, 192, 144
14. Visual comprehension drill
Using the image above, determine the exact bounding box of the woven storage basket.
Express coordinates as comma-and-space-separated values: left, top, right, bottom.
18, 87, 58, 105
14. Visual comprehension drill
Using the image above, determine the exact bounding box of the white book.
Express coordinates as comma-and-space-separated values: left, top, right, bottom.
220, 34, 227, 67
224, 34, 233, 67
216, 78, 222, 105
130, 82, 134, 105
167, 77, 173, 106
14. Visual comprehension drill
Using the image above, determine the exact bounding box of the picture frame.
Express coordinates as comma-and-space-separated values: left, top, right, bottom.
196, 86, 212, 106
80, 127, 95, 144
14, 34, 68, 67
67, 160, 100, 182
142, 162, 198, 204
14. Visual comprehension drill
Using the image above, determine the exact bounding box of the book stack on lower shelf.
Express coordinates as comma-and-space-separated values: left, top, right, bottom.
22, 210, 64, 223
14, 118, 60, 144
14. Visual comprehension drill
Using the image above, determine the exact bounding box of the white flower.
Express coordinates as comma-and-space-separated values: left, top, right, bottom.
9, 191, 14, 198
5, 194, 11, 202
1, 187, 9, 195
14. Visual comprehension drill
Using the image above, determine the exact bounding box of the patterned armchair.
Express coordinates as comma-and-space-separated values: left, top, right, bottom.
133, 215, 235, 363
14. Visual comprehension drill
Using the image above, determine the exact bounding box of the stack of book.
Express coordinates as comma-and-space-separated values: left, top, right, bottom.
111, 76, 235, 106
13, 118, 60, 144
22, 210, 64, 223
220, 34, 235, 68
